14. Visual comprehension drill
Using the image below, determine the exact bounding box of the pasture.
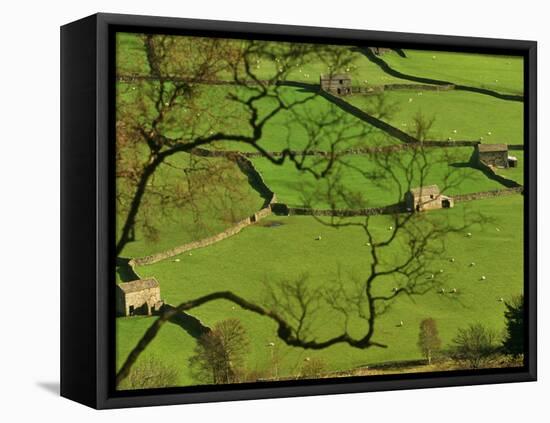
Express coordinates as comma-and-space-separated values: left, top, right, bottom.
128, 195, 523, 380
115, 33, 525, 388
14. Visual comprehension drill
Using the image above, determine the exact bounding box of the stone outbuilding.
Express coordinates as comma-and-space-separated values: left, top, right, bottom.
405, 185, 454, 212
320, 74, 352, 95
475, 143, 509, 168
116, 278, 163, 316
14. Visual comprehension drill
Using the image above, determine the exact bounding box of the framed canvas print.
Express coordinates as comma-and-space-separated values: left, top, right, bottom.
60, 13, 537, 409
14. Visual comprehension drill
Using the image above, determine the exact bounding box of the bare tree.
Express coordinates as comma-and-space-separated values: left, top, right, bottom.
115, 34, 356, 256
451, 323, 499, 369
188, 319, 250, 385
115, 36, 488, 386
418, 318, 442, 365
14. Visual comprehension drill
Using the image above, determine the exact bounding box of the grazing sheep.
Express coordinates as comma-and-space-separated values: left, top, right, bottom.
174, 258, 181, 263
440, 288, 446, 294
392, 287, 398, 292
388, 226, 393, 230
481, 276, 487, 281
487, 131, 492, 136
498, 297, 504, 302
366, 242, 371, 246
467, 232, 472, 237
453, 129, 458, 134
398, 320, 404, 327
480, 136, 484, 141
315, 235, 322, 241
408, 98, 413, 102
432, 55, 436, 59
470, 262, 476, 267
450, 258, 455, 262
305, 357, 311, 362
267, 342, 275, 347
496, 228, 501, 232
189, 252, 192, 256
439, 269, 444, 273
429, 274, 435, 279
451, 288, 457, 293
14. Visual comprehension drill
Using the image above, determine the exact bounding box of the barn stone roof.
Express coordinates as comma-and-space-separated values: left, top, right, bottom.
320, 74, 351, 81
408, 185, 440, 197
118, 278, 159, 294
477, 143, 508, 153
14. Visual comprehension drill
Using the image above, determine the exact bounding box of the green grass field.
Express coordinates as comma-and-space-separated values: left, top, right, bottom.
122, 195, 523, 381
382, 49, 524, 95
116, 316, 198, 386
252, 148, 508, 208
347, 90, 524, 144
117, 154, 264, 260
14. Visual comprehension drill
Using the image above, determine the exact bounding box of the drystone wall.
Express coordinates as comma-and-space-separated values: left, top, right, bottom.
129, 150, 276, 266
451, 187, 523, 202
273, 202, 404, 217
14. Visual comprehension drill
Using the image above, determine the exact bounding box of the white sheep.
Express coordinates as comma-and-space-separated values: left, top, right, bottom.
470, 262, 476, 267
189, 252, 192, 256
315, 235, 322, 241
496, 228, 501, 232
392, 287, 398, 292
451, 288, 457, 293
408, 98, 413, 103
450, 258, 455, 262
481, 276, 487, 281
267, 342, 275, 347
467, 232, 472, 237
398, 320, 404, 327
439, 269, 444, 273
487, 131, 492, 136
388, 226, 393, 230
174, 258, 181, 263
440, 288, 446, 294
498, 297, 504, 302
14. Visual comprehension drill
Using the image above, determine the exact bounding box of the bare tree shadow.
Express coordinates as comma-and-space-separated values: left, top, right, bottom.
36, 381, 60, 396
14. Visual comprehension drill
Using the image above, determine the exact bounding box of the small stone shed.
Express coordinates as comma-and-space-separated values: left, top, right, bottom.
320, 74, 352, 95
116, 278, 163, 316
405, 185, 454, 212
475, 143, 509, 168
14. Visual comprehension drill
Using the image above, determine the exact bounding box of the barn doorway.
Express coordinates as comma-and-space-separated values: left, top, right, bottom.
129, 305, 135, 315
442, 199, 451, 208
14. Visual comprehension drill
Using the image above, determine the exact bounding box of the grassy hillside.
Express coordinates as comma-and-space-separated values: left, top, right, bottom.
123, 195, 523, 383
252, 148, 508, 208
347, 90, 524, 145
382, 50, 524, 95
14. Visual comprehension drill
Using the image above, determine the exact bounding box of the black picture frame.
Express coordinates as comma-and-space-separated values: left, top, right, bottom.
60, 12, 537, 409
